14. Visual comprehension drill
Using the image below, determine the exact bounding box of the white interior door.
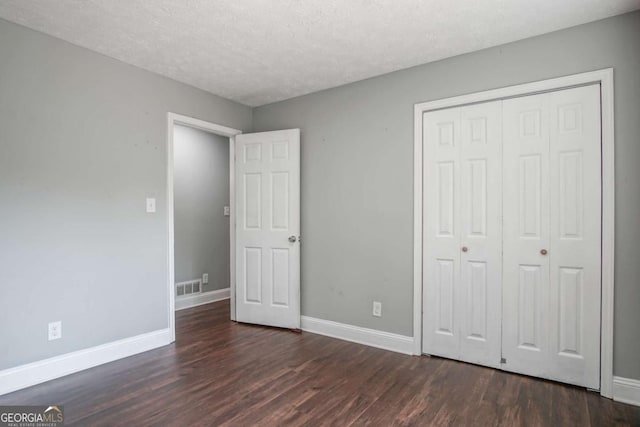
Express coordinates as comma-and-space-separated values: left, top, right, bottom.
502, 85, 601, 388
422, 101, 502, 367
235, 129, 300, 329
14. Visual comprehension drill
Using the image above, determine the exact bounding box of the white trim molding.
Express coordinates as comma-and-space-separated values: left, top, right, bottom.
0, 329, 171, 396
167, 113, 242, 341
613, 377, 640, 407
301, 316, 414, 355
175, 288, 230, 311
413, 68, 615, 397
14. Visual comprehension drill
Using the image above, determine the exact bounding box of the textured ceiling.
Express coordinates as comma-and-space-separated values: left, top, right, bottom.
0, 1, 638, 106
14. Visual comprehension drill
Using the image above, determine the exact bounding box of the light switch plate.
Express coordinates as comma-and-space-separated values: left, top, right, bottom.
223, 206, 230, 216
146, 198, 156, 213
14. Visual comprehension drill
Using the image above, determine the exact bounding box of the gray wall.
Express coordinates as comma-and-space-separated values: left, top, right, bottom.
0, 18, 251, 370
253, 11, 640, 379
174, 125, 230, 292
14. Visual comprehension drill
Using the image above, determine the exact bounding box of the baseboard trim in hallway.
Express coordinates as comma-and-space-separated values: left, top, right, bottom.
175, 287, 230, 311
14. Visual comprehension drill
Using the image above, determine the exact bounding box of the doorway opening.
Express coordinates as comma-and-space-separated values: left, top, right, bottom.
167, 113, 242, 342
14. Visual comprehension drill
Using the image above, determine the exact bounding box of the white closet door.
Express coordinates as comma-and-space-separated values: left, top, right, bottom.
423, 101, 502, 367
502, 85, 601, 388
502, 92, 551, 378
548, 85, 601, 388
423, 107, 462, 359
459, 102, 502, 367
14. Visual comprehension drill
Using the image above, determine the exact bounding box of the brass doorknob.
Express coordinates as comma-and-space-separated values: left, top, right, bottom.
540, 249, 548, 255
462, 246, 468, 252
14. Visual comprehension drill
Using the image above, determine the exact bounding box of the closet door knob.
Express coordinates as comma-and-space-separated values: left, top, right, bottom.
461, 246, 468, 252
288, 235, 297, 243
540, 249, 548, 255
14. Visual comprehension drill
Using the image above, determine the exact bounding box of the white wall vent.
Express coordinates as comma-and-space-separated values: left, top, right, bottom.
176, 279, 202, 298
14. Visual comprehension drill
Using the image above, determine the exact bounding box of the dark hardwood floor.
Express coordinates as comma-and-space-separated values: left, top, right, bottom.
2, 301, 639, 426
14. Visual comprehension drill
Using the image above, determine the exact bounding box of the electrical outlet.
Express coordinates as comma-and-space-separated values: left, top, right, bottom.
48, 321, 62, 341
202, 273, 209, 284
223, 206, 230, 216
372, 301, 382, 317
146, 198, 156, 213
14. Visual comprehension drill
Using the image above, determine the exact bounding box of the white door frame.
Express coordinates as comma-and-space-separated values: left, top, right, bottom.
167, 113, 243, 342
413, 68, 615, 397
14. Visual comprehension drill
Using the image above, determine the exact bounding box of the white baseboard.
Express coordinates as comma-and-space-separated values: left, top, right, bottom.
0, 328, 172, 396
175, 287, 230, 311
301, 316, 414, 355
613, 376, 640, 406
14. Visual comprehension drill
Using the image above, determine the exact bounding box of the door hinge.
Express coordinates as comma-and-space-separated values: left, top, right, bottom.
500, 357, 507, 364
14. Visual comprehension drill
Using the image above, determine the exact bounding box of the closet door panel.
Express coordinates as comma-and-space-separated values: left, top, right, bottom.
502, 85, 601, 389
423, 107, 462, 358
459, 101, 502, 367
548, 85, 601, 389
502, 93, 551, 377
423, 101, 502, 367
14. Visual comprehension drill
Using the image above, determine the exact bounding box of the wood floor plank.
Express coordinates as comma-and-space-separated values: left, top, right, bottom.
1, 300, 638, 426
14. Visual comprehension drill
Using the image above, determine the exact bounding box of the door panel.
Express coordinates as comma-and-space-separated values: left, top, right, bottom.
423, 107, 461, 358
436, 258, 455, 335
437, 162, 456, 236
502, 85, 601, 388
235, 129, 300, 329
548, 85, 601, 389
517, 264, 542, 350
466, 261, 487, 339
502, 92, 552, 379
423, 101, 502, 367
244, 247, 262, 303
459, 101, 502, 367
